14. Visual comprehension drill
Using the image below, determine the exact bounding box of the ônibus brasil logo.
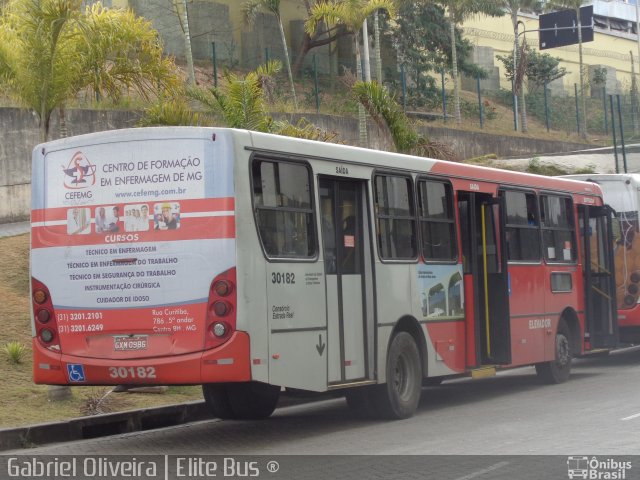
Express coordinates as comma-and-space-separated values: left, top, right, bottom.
62, 151, 97, 189
567, 456, 632, 479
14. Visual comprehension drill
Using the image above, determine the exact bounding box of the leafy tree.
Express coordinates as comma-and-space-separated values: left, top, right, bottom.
352, 80, 457, 160
545, 0, 588, 137
292, 0, 349, 76
305, 0, 395, 146
243, 0, 298, 109
433, 0, 504, 124
385, 2, 485, 106
0, 0, 180, 142
497, 46, 567, 94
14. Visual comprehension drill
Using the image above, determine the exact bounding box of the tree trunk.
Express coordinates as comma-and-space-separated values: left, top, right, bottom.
513, 12, 527, 133
374, 10, 382, 82
450, 20, 461, 125
362, 19, 371, 82
59, 105, 68, 139
293, 32, 311, 77
176, 0, 195, 86
277, 17, 298, 110
355, 33, 368, 147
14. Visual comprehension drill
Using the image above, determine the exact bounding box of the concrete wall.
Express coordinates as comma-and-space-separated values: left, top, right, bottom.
0, 107, 590, 224
0, 108, 140, 223
128, 1, 234, 64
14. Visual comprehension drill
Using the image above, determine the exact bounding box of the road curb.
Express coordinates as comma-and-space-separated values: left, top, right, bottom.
0, 392, 337, 452
0, 400, 212, 452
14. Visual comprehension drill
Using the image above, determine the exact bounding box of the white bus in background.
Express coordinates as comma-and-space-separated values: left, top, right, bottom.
564, 173, 640, 344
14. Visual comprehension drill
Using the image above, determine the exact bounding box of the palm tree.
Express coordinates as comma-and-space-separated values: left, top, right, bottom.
305, 0, 395, 146
0, 0, 180, 142
141, 61, 339, 142
545, 0, 588, 138
434, 0, 503, 125
243, 0, 298, 110
352, 80, 458, 160
503, 0, 543, 133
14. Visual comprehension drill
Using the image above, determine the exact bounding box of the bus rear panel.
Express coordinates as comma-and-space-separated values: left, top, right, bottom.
30, 128, 249, 385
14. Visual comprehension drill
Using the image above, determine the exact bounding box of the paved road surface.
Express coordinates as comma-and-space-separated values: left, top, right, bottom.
5, 347, 639, 479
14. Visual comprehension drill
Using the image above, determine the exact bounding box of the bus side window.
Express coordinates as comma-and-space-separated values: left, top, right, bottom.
252, 159, 316, 258
502, 190, 541, 262
418, 179, 457, 262
374, 174, 417, 260
540, 194, 576, 263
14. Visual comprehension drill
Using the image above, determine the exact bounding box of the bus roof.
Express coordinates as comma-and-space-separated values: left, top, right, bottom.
35, 127, 603, 199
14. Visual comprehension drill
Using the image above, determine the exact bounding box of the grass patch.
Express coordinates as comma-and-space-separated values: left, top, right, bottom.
0, 234, 203, 429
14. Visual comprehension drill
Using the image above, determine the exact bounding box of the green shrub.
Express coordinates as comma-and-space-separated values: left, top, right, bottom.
3, 341, 27, 364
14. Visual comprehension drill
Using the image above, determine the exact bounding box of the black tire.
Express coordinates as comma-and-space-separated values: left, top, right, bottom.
202, 383, 236, 419
226, 382, 280, 420
370, 332, 422, 419
535, 320, 572, 384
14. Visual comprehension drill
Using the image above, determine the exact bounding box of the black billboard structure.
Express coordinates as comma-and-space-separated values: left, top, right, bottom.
539, 5, 594, 50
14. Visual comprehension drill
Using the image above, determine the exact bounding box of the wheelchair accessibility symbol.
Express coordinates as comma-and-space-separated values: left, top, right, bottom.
67, 364, 86, 382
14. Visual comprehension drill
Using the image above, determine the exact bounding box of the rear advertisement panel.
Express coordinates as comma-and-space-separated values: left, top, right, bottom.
31, 131, 235, 364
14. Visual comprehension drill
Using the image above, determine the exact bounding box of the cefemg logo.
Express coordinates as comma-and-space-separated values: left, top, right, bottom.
62, 151, 97, 189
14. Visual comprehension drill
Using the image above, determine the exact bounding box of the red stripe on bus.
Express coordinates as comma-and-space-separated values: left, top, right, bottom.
31, 197, 235, 223
31, 216, 235, 248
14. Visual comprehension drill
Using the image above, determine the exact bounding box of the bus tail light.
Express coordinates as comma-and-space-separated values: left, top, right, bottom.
31, 278, 60, 352
211, 322, 229, 338
205, 268, 237, 349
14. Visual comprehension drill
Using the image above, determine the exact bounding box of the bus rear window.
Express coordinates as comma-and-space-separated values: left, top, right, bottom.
252, 160, 316, 258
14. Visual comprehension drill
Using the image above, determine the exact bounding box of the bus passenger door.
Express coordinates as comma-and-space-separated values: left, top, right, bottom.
458, 192, 512, 366
320, 177, 375, 385
579, 205, 618, 348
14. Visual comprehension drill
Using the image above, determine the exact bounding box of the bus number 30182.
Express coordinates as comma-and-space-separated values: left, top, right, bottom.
108, 366, 156, 379
272, 272, 295, 284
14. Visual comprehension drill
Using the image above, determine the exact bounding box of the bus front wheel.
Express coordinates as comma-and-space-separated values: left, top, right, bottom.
535, 320, 572, 384
371, 331, 422, 419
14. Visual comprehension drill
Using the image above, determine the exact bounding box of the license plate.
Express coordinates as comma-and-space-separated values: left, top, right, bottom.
114, 335, 148, 351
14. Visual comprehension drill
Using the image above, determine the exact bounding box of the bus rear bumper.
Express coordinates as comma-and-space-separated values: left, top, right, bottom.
32, 331, 251, 385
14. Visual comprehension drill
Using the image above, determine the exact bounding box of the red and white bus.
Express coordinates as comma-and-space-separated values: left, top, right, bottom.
31, 128, 617, 419
564, 173, 640, 344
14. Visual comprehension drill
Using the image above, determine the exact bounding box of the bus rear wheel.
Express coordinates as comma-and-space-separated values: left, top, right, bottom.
535, 320, 572, 384
371, 331, 422, 419
203, 382, 280, 420
226, 382, 280, 420
202, 383, 235, 419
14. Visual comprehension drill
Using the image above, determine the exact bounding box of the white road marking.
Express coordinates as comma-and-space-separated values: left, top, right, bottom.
453, 461, 510, 480
621, 412, 640, 421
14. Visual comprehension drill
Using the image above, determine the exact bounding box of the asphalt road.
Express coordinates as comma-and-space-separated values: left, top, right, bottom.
5, 346, 640, 479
